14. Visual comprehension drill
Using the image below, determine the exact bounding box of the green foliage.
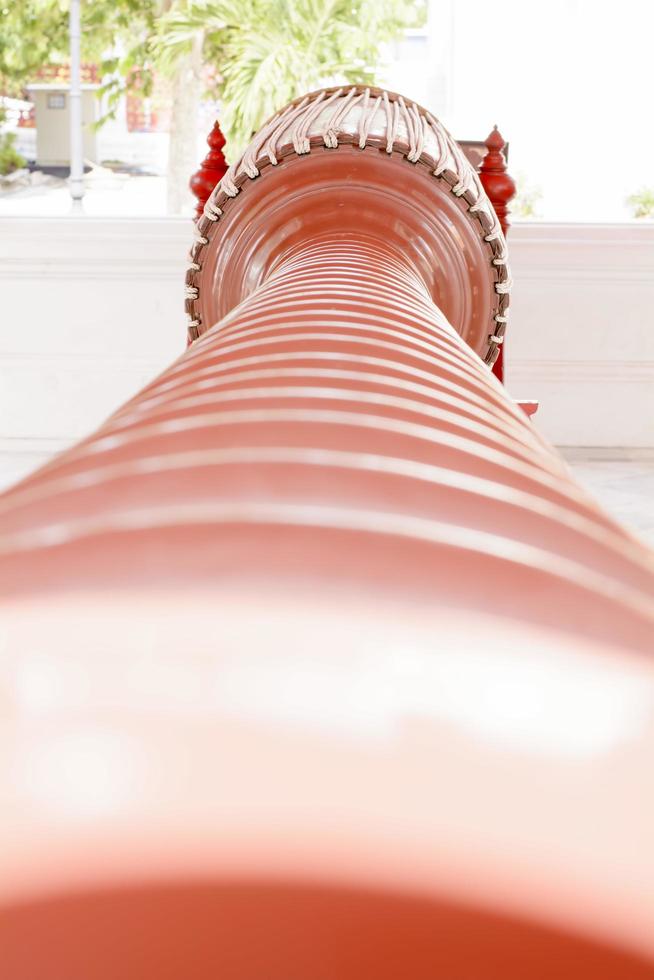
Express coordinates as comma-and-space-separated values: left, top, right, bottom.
0, 2, 146, 82
0, 130, 26, 175
626, 187, 654, 219
0, 108, 27, 176
512, 171, 543, 219
0, 2, 69, 91
0, 0, 425, 157
0, 0, 160, 124
156, 0, 425, 157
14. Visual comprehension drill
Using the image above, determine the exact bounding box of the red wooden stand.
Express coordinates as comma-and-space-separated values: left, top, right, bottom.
189, 121, 228, 221
479, 126, 516, 383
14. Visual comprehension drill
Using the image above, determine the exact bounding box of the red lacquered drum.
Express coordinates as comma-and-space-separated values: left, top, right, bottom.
0, 86, 653, 979
186, 85, 510, 365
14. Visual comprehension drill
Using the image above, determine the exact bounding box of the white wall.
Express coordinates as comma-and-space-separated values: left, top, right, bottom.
507, 223, 654, 447
0, 217, 188, 487
1, 217, 653, 489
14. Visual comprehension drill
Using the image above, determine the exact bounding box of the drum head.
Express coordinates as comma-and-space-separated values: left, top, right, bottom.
187, 86, 510, 365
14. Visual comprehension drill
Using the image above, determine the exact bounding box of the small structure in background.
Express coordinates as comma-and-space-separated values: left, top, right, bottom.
25, 61, 100, 171
24, 82, 100, 168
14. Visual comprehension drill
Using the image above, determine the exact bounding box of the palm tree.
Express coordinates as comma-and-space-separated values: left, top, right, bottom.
156, 0, 425, 173
0, 0, 423, 212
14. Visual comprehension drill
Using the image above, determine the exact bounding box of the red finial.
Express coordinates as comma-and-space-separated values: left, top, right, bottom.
479, 126, 516, 235
190, 121, 228, 220
480, 126, 516, 385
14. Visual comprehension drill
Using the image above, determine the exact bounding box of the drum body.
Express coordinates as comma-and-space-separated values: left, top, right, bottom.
0, 86, 653, 978
186, 86, 510, 365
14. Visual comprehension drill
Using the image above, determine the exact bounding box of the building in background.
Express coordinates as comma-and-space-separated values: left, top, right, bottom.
26, 81, 100, 168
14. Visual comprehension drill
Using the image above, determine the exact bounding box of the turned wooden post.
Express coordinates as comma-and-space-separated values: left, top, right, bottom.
480, 126, 516, 383
190, 120, 228, 221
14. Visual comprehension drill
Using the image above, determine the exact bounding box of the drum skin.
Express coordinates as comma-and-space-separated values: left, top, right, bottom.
0, 87, 653, 978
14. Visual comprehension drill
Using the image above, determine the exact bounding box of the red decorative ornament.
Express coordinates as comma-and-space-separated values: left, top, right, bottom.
480, 126, 516, 384
480, 126, 515, 235
189, 120, 228, 220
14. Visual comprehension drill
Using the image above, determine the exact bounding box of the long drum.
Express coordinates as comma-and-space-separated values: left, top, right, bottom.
0, 86, 653, 978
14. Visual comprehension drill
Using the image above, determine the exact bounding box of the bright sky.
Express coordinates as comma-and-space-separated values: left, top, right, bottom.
382, 0, 654, 221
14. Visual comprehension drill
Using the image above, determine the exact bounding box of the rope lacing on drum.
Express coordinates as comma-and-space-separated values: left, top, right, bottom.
192, 86, 511, 364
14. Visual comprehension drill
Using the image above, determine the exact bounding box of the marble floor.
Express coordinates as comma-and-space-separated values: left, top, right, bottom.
0, 447, 652, 548
561, 449, 654, 547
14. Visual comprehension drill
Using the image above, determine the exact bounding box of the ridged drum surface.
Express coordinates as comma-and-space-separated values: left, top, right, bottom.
1, 237, 652, 652
1, 97, 654, 979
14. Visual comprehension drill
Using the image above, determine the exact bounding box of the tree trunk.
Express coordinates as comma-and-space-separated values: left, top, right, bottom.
166, 32, 203, 215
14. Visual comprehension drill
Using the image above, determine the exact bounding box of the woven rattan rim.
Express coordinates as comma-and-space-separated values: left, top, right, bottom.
185, 85, 511, 366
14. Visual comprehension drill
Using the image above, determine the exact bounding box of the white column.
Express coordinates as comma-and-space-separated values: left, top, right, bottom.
68, 0, 85, 204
